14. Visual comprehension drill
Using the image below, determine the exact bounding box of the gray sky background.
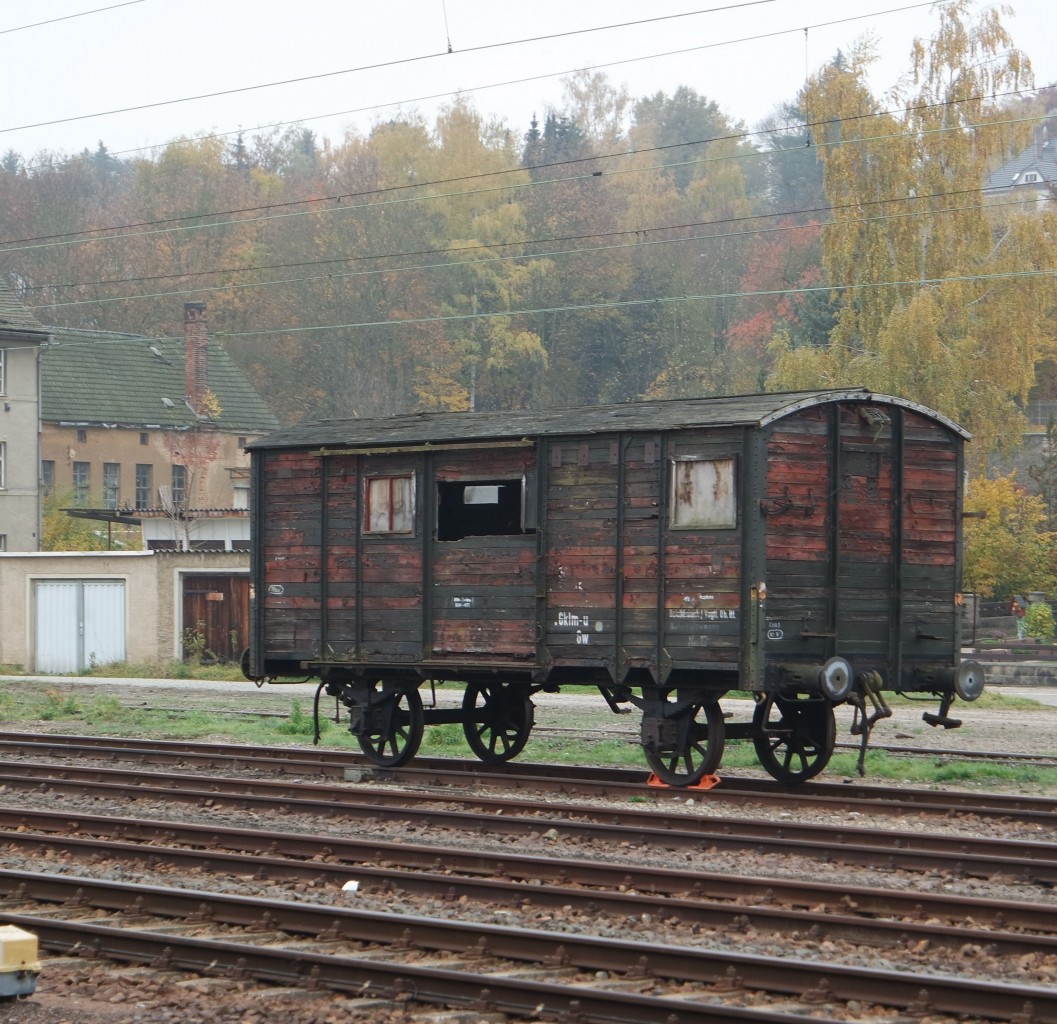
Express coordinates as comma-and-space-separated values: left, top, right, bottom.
2, 0, 1054, 161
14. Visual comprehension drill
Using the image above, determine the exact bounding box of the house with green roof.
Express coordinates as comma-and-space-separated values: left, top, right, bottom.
0, 280, 50, 551
40, 302, 279, 548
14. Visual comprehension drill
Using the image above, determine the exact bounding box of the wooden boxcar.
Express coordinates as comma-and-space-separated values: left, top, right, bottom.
244, 388, 983, 784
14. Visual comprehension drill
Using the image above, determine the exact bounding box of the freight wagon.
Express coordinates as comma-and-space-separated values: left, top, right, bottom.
244, 388, 983, 785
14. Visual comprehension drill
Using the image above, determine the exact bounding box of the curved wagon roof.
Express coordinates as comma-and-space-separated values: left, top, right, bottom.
249, 387, 969, 451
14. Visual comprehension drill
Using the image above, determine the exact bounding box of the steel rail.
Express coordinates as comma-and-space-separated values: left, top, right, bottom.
0, 762, 1055, 886
3, 805, 1054, 931
0, 761, 1055, 884
2, 732, 1055, 823
1, 873, 1054, 1023
1, 820, 1055, 957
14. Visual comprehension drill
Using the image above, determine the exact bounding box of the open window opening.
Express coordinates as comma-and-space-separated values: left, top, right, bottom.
437, 478, 531, 541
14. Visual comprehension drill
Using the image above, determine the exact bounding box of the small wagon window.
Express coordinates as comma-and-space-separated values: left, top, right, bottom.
671, 458, 736, 529
437, 478, 530, 541
364, 474, 415, 534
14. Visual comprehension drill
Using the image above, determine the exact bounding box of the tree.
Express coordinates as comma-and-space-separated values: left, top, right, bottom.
767, 2, 1054, 466
962, 474, 1057, 598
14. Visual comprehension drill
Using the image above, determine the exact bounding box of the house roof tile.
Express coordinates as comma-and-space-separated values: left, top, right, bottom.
41, 326, 279, 433
0, 280, 49, 336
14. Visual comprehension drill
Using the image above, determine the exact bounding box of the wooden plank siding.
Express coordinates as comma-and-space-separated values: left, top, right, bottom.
430, 449, 536, 658
761, 404, 963, 688
249, 392, 967, 694
260, 450, 323, 661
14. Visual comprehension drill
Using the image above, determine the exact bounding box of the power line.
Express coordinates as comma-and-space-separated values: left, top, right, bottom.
1, 98, 1038, 259
0, 0, 776, 136
17, 0, 947, 165
33, 194, 1040, 313
53, 266, 1055, 349
0, 0, 145, 36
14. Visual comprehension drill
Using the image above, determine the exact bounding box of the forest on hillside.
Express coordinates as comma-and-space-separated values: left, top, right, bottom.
1, 0, 1055, 469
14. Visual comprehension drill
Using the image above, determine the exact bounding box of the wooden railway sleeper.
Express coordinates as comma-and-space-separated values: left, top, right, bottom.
848, 671, 891, 777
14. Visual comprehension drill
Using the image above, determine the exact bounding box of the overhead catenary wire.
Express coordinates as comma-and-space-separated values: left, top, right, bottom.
33, 192, 1043, 313
6, 0, 954, 166
48, 266, 1056, 351
0, 0, 778, 137
1, 98, 1040, 260
0, 0, 145, 36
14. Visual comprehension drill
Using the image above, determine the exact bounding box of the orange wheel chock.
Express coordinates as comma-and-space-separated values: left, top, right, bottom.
646, 773, 721, 790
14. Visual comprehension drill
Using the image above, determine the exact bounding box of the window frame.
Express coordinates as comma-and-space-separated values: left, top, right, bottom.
171, 464, 187, 508
363, 473, 416, 535
72, 460, 90, 504
135, 464, 152, 510
103, 462, 120, 509
0, 349, 5, 396
669, 456, 738, 530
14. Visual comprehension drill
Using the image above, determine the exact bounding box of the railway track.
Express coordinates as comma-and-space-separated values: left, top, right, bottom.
1, 804, 1056, 955
1, 733, 1055, 1021
2, 731, 1056, 824
3, 841, 1056, 1022
0, 757, 1055, 884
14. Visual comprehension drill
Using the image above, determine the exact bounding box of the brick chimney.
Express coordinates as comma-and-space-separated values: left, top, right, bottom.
184, 302, 208, 413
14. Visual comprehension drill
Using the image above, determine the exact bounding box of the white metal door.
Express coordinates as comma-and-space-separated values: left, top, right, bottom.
34, 580, 126, 673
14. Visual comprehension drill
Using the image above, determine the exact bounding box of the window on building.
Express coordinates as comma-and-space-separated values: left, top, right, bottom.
171, 464, 186, 508
73, 461, 90, 504
670, 458, 736, 529
135, 464, 152, 509
76, 428, 87, 444
364, 475, 414, 534
0, 535, 6, 552
1023, 171, 1040, 184
436, 479, 529, 541
40, 459, 54, 494
103, 463, 120, 509
0, 441, 5, 489
139, 432, 149, 446
232, 480, 249, 509
237, 436, 247, 450
0, 350, 5, 395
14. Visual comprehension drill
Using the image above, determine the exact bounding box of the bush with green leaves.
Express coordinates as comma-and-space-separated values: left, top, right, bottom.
1024, 601, 1055, 641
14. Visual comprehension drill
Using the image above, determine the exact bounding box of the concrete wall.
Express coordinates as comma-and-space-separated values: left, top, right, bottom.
0, 340, 41, 551
0, 549, 248, 670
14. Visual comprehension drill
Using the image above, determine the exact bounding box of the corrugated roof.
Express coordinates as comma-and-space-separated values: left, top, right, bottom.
0, 280, 49, 335
41, 326, 280, 432
249, 388, 968, 451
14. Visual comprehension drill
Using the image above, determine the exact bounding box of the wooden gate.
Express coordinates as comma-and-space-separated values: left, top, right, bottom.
182, 574, 249, 663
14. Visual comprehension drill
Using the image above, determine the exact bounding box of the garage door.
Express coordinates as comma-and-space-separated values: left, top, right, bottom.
34, 579, 126, 673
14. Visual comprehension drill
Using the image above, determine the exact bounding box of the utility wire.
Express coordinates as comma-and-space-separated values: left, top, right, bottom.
15, 0, 949, 165
49, 266, 1055, 348
0, 0, 776, 136
35, 194, 1040, 312
0, 0, 145, 36
1, 99, 1038, 258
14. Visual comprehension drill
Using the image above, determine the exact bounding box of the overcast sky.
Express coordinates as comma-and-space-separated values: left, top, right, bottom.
1, 0, 1053, 161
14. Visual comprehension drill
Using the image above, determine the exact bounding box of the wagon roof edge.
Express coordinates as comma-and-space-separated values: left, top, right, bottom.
248, 387, 970, 451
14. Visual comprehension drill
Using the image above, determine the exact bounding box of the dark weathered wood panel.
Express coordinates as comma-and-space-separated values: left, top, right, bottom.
260, 451, 323, 662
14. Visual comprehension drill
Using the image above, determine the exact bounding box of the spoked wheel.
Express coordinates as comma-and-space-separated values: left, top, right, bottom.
641, 695, 725, 786
753, 694, 835, 784
462, 681, 534, 763
355, 682, 424, 767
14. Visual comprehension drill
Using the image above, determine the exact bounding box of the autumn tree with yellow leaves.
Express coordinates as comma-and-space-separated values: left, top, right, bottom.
768, 1, 1056, 467
962, 473, 1057, 598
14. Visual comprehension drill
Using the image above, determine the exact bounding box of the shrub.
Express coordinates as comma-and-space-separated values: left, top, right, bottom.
1024, 601, 1055, 641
